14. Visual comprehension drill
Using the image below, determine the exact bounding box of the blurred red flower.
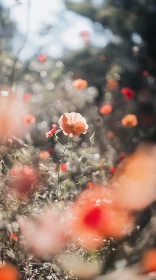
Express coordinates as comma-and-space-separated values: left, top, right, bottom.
10, 233, 18, 241
38, 54, 47, 62
109, 166, 117, 173
79, 31, 90, 38
121, 87, 135, 100
9, 165, 37, 199
142, 249, 156, 272
59, 112, 88, 137
46, 124, 57, 137
72, 79, 88, 90
122, 114, 138, 127
23, 114, 36, 125
0, 263, 20, 280
69, 187, 134, 249
100, 104, 112, 115
61, 163, 68, 172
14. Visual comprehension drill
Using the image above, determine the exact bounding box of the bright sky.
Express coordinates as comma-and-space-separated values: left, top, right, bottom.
2, 0, 120, 60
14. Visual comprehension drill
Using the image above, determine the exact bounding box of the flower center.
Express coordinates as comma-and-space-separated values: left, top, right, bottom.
84, 206, 102, 229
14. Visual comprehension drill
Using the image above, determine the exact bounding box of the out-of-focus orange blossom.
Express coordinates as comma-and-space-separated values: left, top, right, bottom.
0, 263, 20, 280
72, 79, 88, 90
23, 114, 36, 125
106, 78, 119, 91
9, 165, 37, 199
141, 249, 156, 273
39, 151, 50, 160
121, 114, 138, 127
100, 104, 112, 115
69, 187, 134, 249
110, 144, 156, 210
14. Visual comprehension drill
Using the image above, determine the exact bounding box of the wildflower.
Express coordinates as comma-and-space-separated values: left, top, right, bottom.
70, 187, 134, 249
121, 114, 138, 127
0, 263, 20, 280
61, 163, 68, 172
10, 233, 18, 241
121, 87, 134, 100
110, 143, 156, 210
109, 166, 117, 173
39, 151, 50, 160
100, 104, 112, 115
106, 79, 119, 91
72, 79, 88, 90
142, 249, 156, 272
58, 112, 88, 137
46, 124, 57, 137
23, 114, 36, 125
18, 208, 68, 258
9, 165, 36, 199
38, 54, 47, 62
23, 93, 32, 102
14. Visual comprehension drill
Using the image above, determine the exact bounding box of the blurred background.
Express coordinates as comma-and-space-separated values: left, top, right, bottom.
1, 0, 156, 151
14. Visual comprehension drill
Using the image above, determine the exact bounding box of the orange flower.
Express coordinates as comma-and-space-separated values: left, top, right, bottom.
100, 104, 112, 115
58, 112, 88, 137
69, 187, 134, 249
39, 151, 50, 160
106, 79, 119, 91
141, 249, 156, 273
23, 114, 36, 125
110, 143, 156, 210
72, 79, 88, 90
0, 263, 20, 280
121, 114, 138, 127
